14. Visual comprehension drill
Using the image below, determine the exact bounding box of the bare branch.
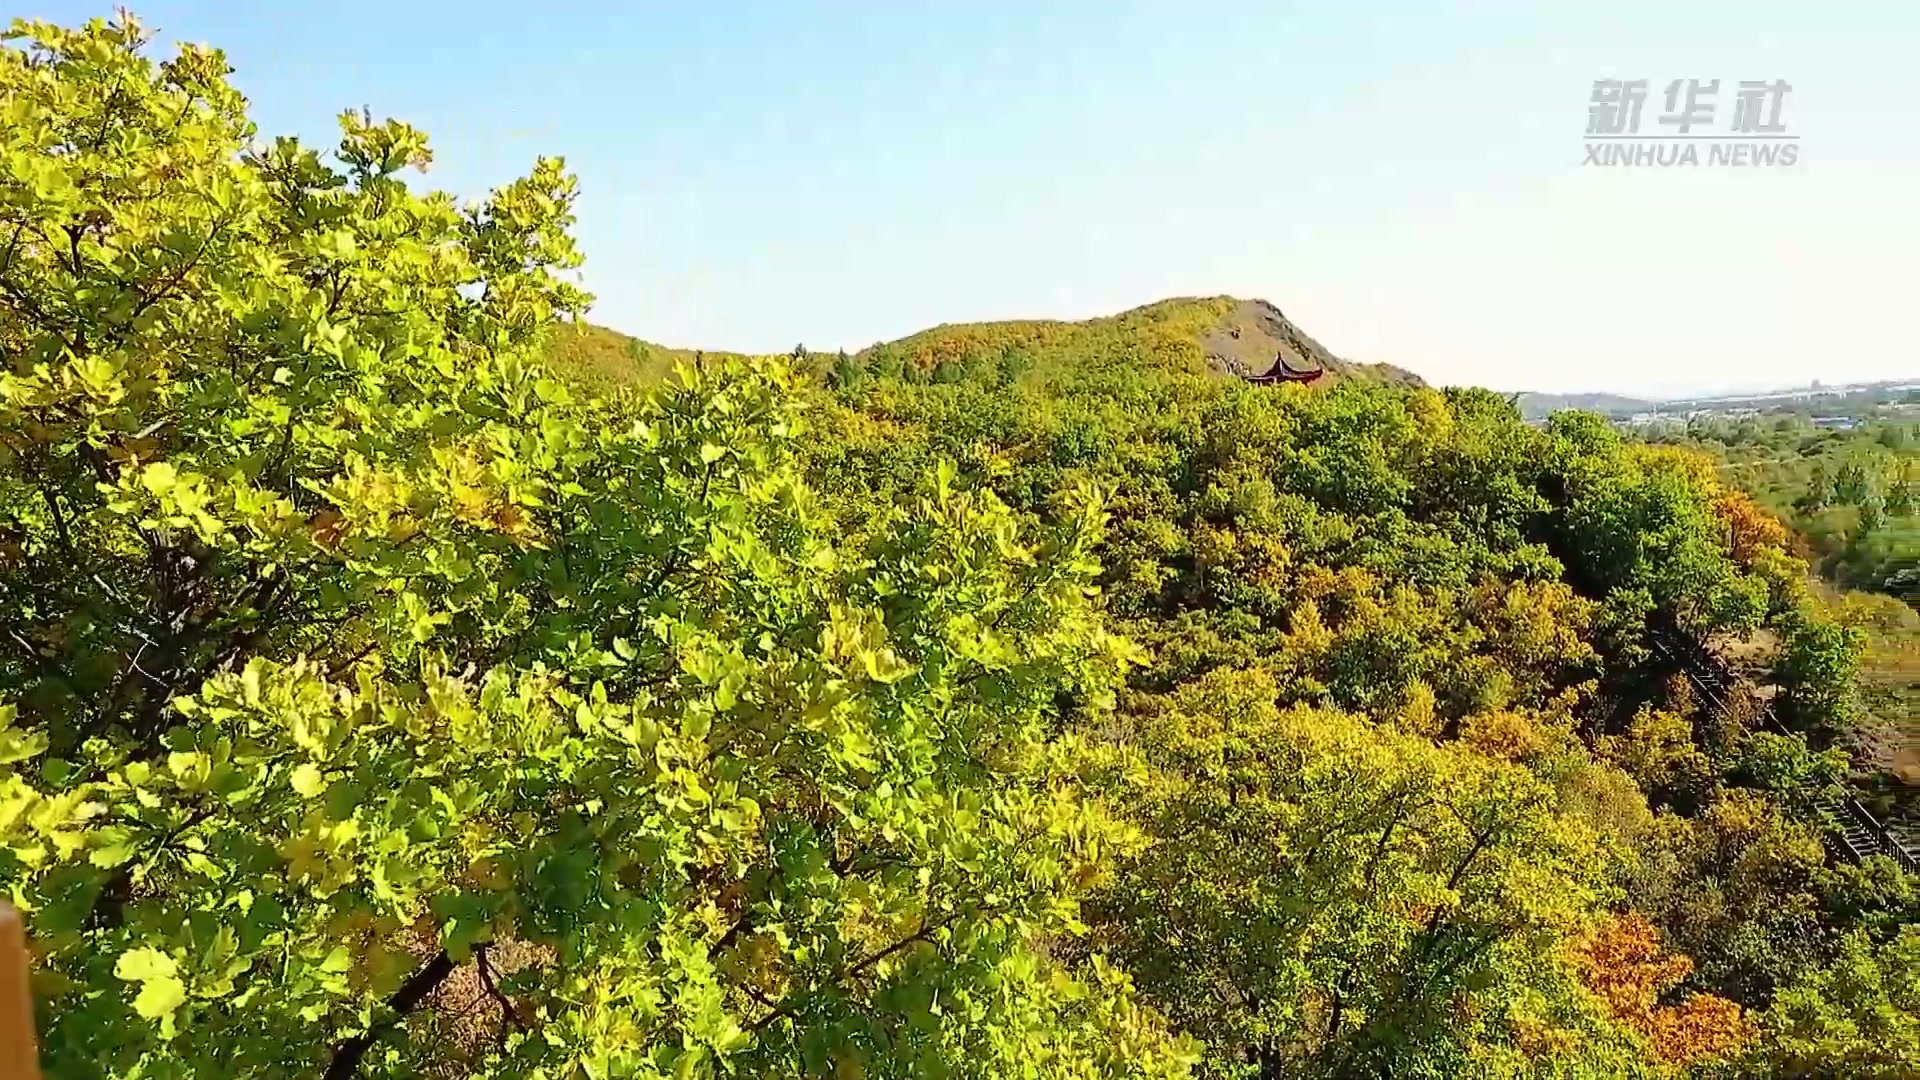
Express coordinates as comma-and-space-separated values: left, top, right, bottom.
322, 950, 455, 1080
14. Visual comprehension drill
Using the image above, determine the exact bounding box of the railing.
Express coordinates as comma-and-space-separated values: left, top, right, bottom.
1648, 635, 1920, 877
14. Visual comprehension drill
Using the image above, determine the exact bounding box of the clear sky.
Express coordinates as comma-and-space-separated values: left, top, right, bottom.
25, 1, 1920, 396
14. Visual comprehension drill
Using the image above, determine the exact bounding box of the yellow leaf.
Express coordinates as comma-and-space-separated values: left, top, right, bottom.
291, 763, 326, 798
133, 976, 187, 1020
141, 461, 178, 495
114, 947, 177, 983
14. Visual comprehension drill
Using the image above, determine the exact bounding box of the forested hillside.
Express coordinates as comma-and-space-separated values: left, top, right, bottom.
543, 295, 1422, 394
1644, 415, 1920, 842
1, 16, 1915, 1080
1513, 392, 1658, 421
1646, 415, 1920, 603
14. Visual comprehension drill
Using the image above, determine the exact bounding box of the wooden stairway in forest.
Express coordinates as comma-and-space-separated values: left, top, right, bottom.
1648, 635, 1920, 877
1809, 788, 1905, 866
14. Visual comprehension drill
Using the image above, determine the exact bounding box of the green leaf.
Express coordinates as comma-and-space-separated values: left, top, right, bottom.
0, 726, 48, 765
89, 827, 138, 868
240, 661, 264, 707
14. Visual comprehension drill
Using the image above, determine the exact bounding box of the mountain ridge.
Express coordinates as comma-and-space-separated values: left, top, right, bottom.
1509, 391, 1659, 420
543, 295, 1426, 389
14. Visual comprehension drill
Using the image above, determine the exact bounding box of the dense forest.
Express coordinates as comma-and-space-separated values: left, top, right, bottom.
1642, 415, 1920, 824
1647, 414, 1920, 603
1, 15, 1915, 1080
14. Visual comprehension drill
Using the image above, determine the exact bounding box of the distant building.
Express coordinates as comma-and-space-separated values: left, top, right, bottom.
1811, 416, 1859, 430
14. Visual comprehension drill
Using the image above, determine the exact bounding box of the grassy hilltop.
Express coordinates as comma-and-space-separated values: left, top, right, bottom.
546, 295, 1424, 390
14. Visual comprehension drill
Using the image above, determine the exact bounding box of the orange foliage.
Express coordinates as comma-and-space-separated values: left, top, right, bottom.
1714, 489, 1789, 565
1573, 911, 1753, 1068
1645, 993, 1750, 1067
309, 508, 347, 551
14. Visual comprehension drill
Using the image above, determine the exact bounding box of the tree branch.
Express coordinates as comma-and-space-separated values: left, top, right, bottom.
474, 944, 522, 1044
845, 913, 953, 980
322, 950, 454, 1080
708, 908, 756, 963
745, 910, 962, 1035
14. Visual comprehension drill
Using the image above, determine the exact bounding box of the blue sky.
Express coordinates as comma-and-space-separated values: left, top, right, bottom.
26, 1, 1920, 396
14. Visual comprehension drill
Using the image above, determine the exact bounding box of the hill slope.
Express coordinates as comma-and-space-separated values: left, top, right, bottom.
1513, 391, 1658, 420
1197, 298, 1423, 386
544, 296, 1423, 389
540, 322, 760, 387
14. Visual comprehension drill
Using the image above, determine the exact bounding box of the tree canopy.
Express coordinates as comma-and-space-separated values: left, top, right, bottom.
2, 13, 1915, 1080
